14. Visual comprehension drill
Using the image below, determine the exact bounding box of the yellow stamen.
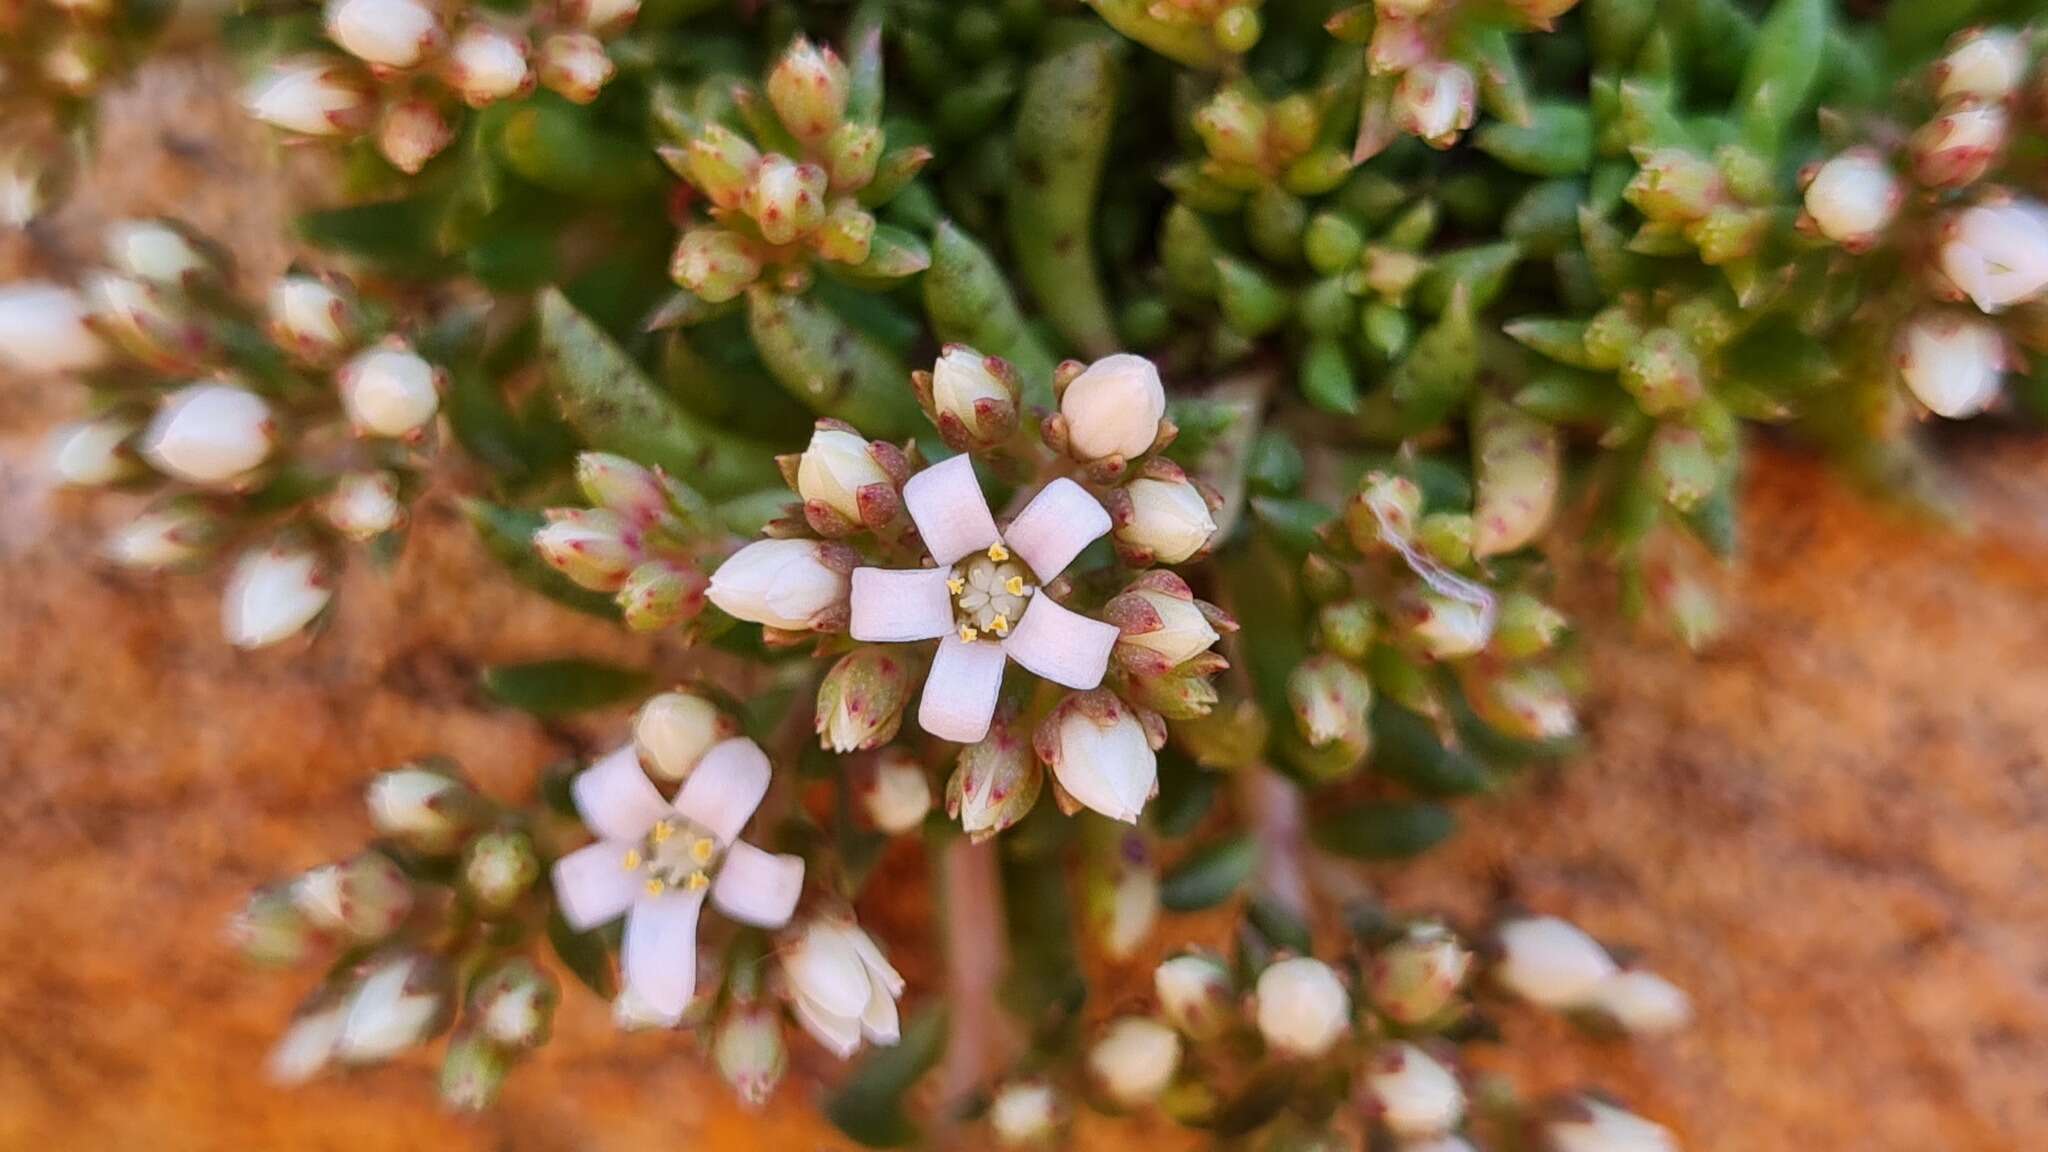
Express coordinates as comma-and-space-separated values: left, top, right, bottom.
1003, 576, 1026, 596
987, 542, 1009, 562
649, 820, 673, 844
644, 878, 666, 897
947, 576, 965, 595
685, 871, 710, 890
689, 838, 715, 864
958, 624, 979, 644
621, 849, 642, 871
989, 613, 1010, 636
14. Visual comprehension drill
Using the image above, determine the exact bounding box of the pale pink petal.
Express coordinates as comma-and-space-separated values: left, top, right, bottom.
850, 928, 906, 997
1005, 477, 1111, 581
917, 635, 1006, 743
672, 737, 771, 844
788, 926, 872, 1020
903, 453, 998, 565
792, 992, 863, 1058
622, 889, 705, 1026
572, 743, 670, 841
1004, 597, 1117, 690
849, 566, 955, 642
551, 839, 643, 932
860, 981, 901, 1045
710, 841, 805, 928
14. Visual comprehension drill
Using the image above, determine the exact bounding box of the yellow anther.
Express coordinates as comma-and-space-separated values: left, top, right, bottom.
649, 820, 674, 844
947, 576, 966, 595
685, 871, 710, 891
689, 838, 715, 864
621, 849, 642, 871
958, 624, 979, 644
1003, 576, 1026, 596
987, 542, 1009, 562
644, 878, 667, 896
989, 613, 1010, 636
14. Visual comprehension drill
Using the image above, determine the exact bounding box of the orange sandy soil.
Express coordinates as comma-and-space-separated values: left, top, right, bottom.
3, 56, 2047, 1152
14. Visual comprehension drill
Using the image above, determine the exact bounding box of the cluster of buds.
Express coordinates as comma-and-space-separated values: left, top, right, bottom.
1491, 913, 1692, 1036
1623, 145, 1775, 268
659, 34, 932, 304
1182, 82, 1351, 203
534, 452, 727, 632
1089, 0, 1266, 68
20, 220, 445, 649
242, 0, 629, 174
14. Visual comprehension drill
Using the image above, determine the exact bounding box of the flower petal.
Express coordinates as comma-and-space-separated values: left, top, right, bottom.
787, 925, 872, 1021
917, 635, 1006, 743
850, 927, 906, 998
673, 737, 771, 844
1004, 597, 1117, 690
572, 744, 670, 841
1005, 478, 1110, 581
860, 981, 901, 1046
849, 566, 955, 642
622, 888, 705, 1026
792, 991, 864, 1058
710, 841, 806, 928
903, 453, 998, 565
551, 839, 642, 932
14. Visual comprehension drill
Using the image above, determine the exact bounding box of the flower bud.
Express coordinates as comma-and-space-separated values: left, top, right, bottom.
1254, 957, 1350, 1059
1087, 1018, 1182, 1107
1365, 1042, 1465, 1139
323, 470, 403, 541
1616, 327, 1702, 414
714, 1002, 787, 1108
1495, 592, 1567, 658
781, 917, 905, 1058
1114, 470, 1217, 565
1897, 312, 2006, 418
444, 22, 531, 106
1060, 353, 1166, 462
947, 717, 1042, 841
1154, 952, 1235, 1040
294, 851, 413, 943
243, 57, 374, 137
106, 220, 211, 287
224, 544, 332, 648
564, 0, 638, 33
376, 99, 455, 175
366, 761, 480, 854
671, 227, 763, 303
1911, 102, 2008, 189
1369, 923, 1471, 1026
618, 560, 710, 632
1417, 512, 1474, 568
744, 155, 828, 246
823, 121, 882, 191
0, 281, 107, 373
1935, 29, 2029, 103
767, 37, 849, 145
922, 345, 1019, 449
106, 505, 212, 568
989, 1080, 1062, 1146
0, 150, 43, 230
1493, 915, 1617, 1008
438, 1030, 510, 1112
40, 34, 105, 98
1104, 570, 1225, 674
1317, 601, 1377, 661
679, 124, 761, 210
1287, 654, 1372, 750
231, 884, 314, 967
634, 690, 737, 781
1801, 150, 1901, 251
812, 199, 876, 264
338, 339, 441, 438
1543, 1099, 1678, 1152
1394, 61, 1477, 148
267, 276, 358, 363
323, 0, 444, 69
855, 747, 929, 834
1346, 471, 1424, 551
469, 957, 557, 1050
706, 538, 852, 632
1098, 844, 1159, 961
1940, 199, 2048, 313
795, 425, 894, 528
268, 992, 348, 1084
85, 273, 206, 369
1194, 88, 1268, 170
1036, 689, 1160, 824
1466, 664, 1578, 742
337, 952, 452, 1064
534, 507, 638, 591
538, 31, 613, 104
49, 417, 138, 487
575, 452, 668, 524
463, 829, 540, 914
1580, 969, 1691, 1035
1506, 0, 1577, 29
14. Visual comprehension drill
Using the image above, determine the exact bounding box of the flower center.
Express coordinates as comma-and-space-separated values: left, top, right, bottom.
621, 817, 722, 897
947, 541, 1035, 642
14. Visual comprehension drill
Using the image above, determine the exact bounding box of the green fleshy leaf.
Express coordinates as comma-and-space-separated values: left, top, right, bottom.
824, 1007, 948, 1147
1160, 836, 1259, 912
545, 909, 617, 999
1311, 801, 1457, 860
481, 659, 651, 716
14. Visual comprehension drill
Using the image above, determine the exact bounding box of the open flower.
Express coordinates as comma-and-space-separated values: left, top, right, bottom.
551, 740, 805, 1027
847, 454, 1119, 744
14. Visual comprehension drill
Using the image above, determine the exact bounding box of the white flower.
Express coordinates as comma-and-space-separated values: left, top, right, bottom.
1365, 1042, 1465, 1139
1154, 953, 1233, 1040
1036, 689, 1159, 823
634, 691, 735, 782
376, 99, 456, 175
843, 453, 1118, 743
1254, 957, 1350, 1058
1101, 854, 1159, 960
1061, 353, 1166, 462
49, 418, 136, 486
1087, 1017, 1181, 1106
268, 997, 348, 1084
708, 537, 852, 632
1108, 574, 1220, 666
336, 954, 447, 1063
1545, 1099, 1679, 1152
864, 749, 932, 834
338, 340, 441, 438
323, 470, 402, 540
268, 276, 354, 361
223, 545, 332, 649
324, 0, 444, 69
796, 425, 890, 524
1581, 969, 1692, 1035
780, 917, 904, 1058
1911, 102, 2009, 189
1802, 151, 1900, 250
1396, 61, 1478, 147
534, 508, 637, 591
106, 507, 208, 568
989, 1080, 1060, 1146
365, 766, 471, 852
1493, 915, 1618, 1008
1941, 199, 2048, 312
244, 56, 372, 137
552, 740, 805, 1027
141, 384, 275, 485
566, 0, 638, 30
444, 22, 531, 106
1937, 30, 2030, 103
1898, 312, 2006, 418
0, 281, 108, 373
929, 345, 1016, 440
106, 220, 206, 286
1116, 473, 1217, 564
